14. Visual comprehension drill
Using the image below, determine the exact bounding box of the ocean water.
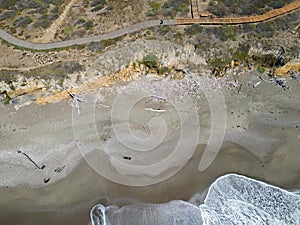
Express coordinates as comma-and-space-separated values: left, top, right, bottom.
90, 174, 300, 225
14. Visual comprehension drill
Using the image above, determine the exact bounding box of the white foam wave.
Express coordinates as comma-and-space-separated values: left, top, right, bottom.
90, 174, 300, 225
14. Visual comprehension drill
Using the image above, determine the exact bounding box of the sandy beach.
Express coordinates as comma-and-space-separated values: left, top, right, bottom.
1, 67, 300, 224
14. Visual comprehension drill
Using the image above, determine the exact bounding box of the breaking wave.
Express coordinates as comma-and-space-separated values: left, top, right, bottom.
90, 174, 300, 225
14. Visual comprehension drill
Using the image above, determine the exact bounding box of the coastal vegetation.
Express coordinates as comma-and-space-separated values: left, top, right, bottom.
90, 0, 107, 12
142, 54, 159, 69
162, 0, 190, 17
207, 0, 295, 17
0, 61, 83, 83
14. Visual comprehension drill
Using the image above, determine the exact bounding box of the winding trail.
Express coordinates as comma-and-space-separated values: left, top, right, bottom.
0, 20, 176, 50
0, 1, 299, 50
34, 0, 78, 43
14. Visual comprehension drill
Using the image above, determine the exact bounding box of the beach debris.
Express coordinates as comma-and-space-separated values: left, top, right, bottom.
17, 150, 45, 170
14, 101, 32, 111
44, 178, 50, 184
267, 72, 290, 90
249, 75, 290, 90
150, 95, 166, 102
96, 103, 110, 108
144, 108, 166, 112
54, 165, 66, 173
253, 81, 261, 88
273, 77, 290, 90
68, 91, 87, 115
237, 84, 242, 93
230, 81, 238, 88
248, 76, 261, 86
123, 156, 132, 160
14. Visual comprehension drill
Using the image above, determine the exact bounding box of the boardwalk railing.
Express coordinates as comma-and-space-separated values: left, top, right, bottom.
179, 0, 300, 25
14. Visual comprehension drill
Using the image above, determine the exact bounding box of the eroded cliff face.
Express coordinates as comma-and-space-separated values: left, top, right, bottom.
1, 36, 300, 108
0, 40, 207, 106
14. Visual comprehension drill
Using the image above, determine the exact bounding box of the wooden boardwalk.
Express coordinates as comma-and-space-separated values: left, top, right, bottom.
179, 0, 300, 25
191, 0, 200, 18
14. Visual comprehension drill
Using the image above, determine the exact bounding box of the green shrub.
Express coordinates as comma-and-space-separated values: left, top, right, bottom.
209, 57, 231, 68
142, 54, 158, 69
184, 24, 204, 36
210, 26, 237, 41
232, 42, 250, 61
207, 0, 293, 16
91, 0, 106, 7
158, 67, 169, 74
14, 16, 32, 27
0, 10, 16, 21
84, 20, 93, 29
149, 1, 162, 14
0, 0, 17, 10
90, 0, 106, 11
252, 54, 277, 67
159, 26, 171, 35
105, 4, 113, 10
162, 0, 190, 17
257, 66, 265, 73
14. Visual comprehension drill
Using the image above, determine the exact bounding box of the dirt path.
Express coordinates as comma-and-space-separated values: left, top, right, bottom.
34, 0, 77, 43
0, 59, 71, 71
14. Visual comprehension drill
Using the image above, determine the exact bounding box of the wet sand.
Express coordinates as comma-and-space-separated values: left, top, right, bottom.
1, 71, 300, 224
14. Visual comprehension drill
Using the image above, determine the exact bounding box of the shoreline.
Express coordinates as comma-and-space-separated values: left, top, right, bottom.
1, 67, 300, 188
